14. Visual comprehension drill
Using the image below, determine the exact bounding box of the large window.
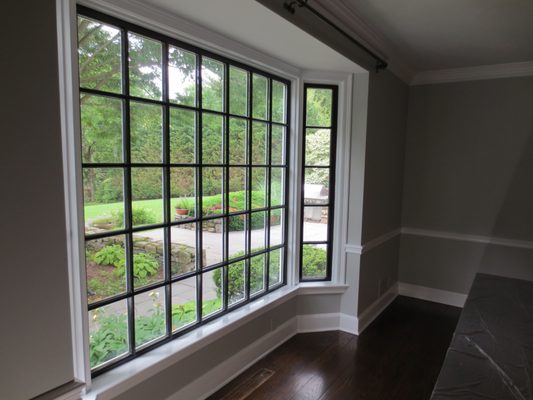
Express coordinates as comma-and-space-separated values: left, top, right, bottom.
300, 84, 338, 281
78, 7, 289, 374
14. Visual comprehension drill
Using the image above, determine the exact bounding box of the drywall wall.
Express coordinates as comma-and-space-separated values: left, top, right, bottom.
0, 2, 75, 399
361, 70, 408, 243
400, 77, 533, 293
354, 70, 408, 315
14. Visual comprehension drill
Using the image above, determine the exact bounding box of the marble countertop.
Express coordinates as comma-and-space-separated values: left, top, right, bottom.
431, 273, 533, 400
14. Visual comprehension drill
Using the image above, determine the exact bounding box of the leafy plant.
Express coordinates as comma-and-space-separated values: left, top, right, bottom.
175, 197, 195, 211
115, 252, 159, 279
89, 311, 128, 368
93, 244, 123, 267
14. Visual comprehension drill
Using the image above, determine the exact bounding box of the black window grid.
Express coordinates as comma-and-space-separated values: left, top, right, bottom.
78, 6, 290, 376
299, 84, 339, 282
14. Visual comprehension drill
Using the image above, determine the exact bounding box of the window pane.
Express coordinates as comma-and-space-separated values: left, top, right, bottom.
202, 113, 224, 164
250, 211, 266, 251
171, 223, 197, 277
270, 208, 284, 247
202, 58, 224, 112
203, 269, 223, 317
130, 102, 162, 163
134, 287, 166, 348
81, 95, 123, 163
128, 33, 162, 100
131, 168, 164, 226
271, 168, 285, 207
202, 218, 223, 267
78, 17, 122, 93
269, 248, 283, 287
171, 167, 196, 220
132, 228, 165, 289
229, 214, 247, 259
303, 208, 328, 241
250, 253, 266, 296
304, 168, 329, 205
252, 74, 268, 120
272, 81, 286, 123
202, 167, 224, 217
83, 168, 124, 235
271, 125, 285, 165
229, 167, 247, 211
229, 118, 247, 164
306, 88, 332, 127
228, 260, 246, 306
301, 244, 328, 280
303, 205, 329, 226
171, 277, 197, 331
229, 67, 248, 116
252, 122, 267, 165
251, 167, 267, 209
305, 129, 331, 166
85, 235, 127, 304
169, 108, 196, 164
89, 300, 129, 369
168, 46, 196, 106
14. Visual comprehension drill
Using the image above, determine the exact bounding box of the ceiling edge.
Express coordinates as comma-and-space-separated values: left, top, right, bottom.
311, 0, 415, 83
411, 61, 533, 85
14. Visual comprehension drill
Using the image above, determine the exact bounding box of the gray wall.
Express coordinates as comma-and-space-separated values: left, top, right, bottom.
356, 70, 408, 314
400, 77, 533, 293
0, 2, 75, 399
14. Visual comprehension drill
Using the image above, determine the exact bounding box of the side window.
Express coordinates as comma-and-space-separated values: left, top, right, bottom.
300, 84, 338, 281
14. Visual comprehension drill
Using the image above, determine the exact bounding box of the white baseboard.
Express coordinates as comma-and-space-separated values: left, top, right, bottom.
167, 317, 298, 400
357, 284, 399, 334
339, 313, 358, 335
398, 282, 466, 308
296, 313, 341, 333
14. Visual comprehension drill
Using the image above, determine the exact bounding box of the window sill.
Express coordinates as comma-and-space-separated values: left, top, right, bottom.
84, 283, 347, 399
298, 282, 349, 295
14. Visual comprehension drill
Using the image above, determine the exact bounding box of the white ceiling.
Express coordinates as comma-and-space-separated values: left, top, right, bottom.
143, 0, 363, 73
317, 0, 533, 72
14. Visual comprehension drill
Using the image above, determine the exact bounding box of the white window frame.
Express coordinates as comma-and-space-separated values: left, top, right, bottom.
56, 0, 355, 396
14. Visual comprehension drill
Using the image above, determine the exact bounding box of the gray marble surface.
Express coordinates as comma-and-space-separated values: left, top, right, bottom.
431, 273, 533, 400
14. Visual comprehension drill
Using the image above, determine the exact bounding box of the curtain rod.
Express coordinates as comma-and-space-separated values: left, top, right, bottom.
283, 0, 388, 72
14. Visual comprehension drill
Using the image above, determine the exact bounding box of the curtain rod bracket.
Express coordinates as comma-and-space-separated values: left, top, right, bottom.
283, 0, 308, 14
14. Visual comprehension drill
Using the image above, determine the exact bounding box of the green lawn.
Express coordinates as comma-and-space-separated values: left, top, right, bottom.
84, 190, 278, 224
84, 198, 170, 222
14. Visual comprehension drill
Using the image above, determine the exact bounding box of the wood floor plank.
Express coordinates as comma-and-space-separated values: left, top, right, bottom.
208, 296, 461, 400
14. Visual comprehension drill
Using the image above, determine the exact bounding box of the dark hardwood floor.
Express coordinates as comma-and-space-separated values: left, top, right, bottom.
208, 296, 461, 400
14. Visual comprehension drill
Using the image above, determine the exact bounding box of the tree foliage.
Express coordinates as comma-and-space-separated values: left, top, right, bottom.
78, 16, 287, 209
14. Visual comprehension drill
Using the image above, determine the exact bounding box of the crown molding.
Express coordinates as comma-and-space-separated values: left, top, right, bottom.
411, 61, 533, 85
311, 0, 415, 83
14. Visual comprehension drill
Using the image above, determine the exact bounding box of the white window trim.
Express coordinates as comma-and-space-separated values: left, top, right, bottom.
56, 0, 357, 396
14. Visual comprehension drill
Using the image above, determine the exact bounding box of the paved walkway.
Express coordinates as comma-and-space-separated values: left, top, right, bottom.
90, 222, 327, 335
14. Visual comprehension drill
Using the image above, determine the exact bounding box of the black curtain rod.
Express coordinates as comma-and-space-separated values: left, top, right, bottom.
283, 0, 388, 71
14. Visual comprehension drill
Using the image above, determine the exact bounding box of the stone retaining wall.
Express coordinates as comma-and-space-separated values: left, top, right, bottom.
86, 229, 203, 276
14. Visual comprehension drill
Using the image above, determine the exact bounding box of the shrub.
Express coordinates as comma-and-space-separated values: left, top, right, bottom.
213, 252, 265, 303
301, 245, 327, 278
113, 207, 156, 227
93, 244, 123, 267
213, 246, 327, 299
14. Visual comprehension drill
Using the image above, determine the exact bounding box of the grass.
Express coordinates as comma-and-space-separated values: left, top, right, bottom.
85, 190, 280, 224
